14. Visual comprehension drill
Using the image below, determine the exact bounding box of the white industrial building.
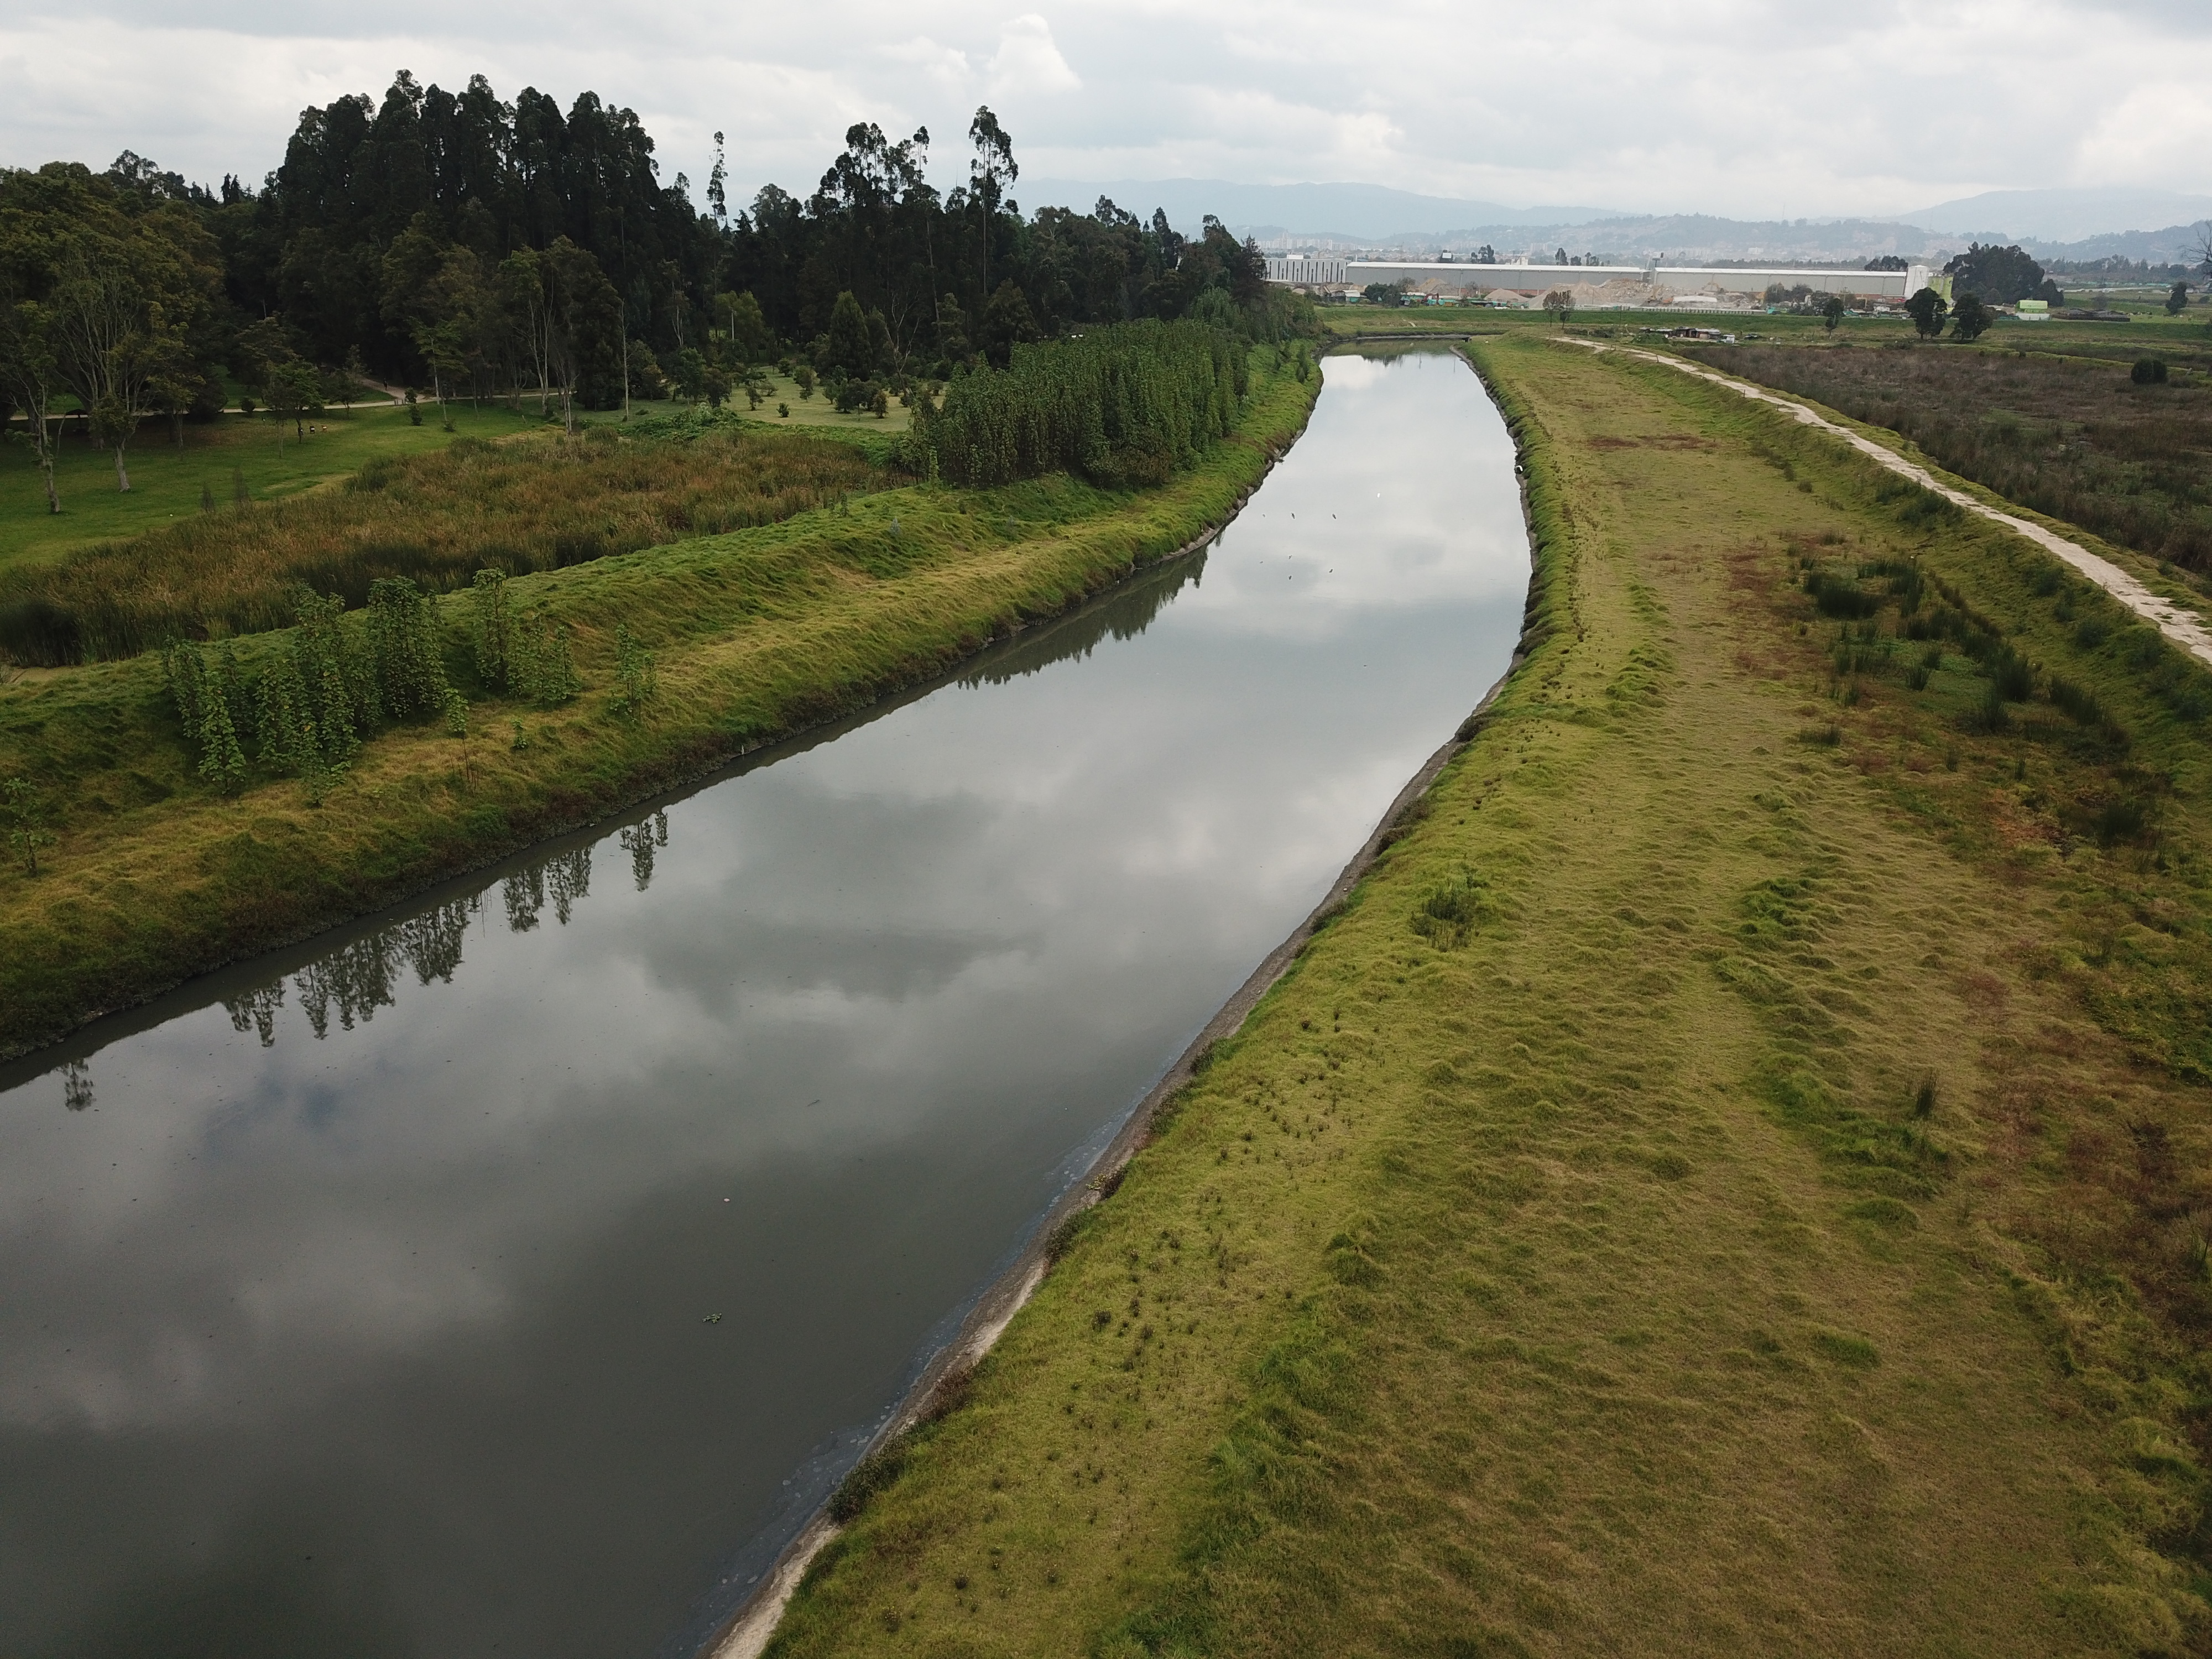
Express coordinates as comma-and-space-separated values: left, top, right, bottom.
1264, 255, 1351, 286
1264, 255, 1932, 308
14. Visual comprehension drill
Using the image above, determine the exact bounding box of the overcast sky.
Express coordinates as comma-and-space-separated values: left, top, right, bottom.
2, 1, 2206, 221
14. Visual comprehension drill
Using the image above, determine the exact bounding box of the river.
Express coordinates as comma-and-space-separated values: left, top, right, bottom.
0, 346, 1530, 1657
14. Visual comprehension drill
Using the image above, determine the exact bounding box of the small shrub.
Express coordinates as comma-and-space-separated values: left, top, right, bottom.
1045, 1209, 1091, 1264
3, 778, 57, 875
828, 1440, 909, 1524
611, 623, 659, 722
470, 568, 512, 688
2131, 358, 2168, 385
2094, 796, 2151, 846
1409, 869, 1491, 949
1803, 568, 1877, 619
1989, 647, 2034, 703
366, 577, 451, 721
163, 639, 253, 792
2047, 674, 2104, 727
1811, 1328, 1881, 1368
1847, 1197, 1918, 1229
1974, 682, 2010, 733
509, 610, 580, 706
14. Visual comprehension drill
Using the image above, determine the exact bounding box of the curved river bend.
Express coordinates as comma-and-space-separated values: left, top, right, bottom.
0, 347, 1529, 1658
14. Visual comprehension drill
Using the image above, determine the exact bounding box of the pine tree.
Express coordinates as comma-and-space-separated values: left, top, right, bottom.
197, 688, 248, 794
471, 569, 512, 689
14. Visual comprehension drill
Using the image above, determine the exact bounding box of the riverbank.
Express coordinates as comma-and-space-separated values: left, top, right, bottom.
0, 358, 1320, 1058
754, 332, 2212, 1655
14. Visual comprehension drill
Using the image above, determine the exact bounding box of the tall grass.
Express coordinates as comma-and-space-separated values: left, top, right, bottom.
906, 321, 1248, 489
0, 428, 886, 665
1689, 343, 2212, 572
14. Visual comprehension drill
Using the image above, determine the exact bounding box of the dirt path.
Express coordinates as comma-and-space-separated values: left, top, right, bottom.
1562, 337, 2212, 669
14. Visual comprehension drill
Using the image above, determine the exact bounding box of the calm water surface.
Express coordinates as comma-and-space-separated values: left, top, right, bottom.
0, 348, 1528, 1657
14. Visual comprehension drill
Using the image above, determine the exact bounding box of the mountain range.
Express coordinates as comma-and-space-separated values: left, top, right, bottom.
1018, 180, 2212, 268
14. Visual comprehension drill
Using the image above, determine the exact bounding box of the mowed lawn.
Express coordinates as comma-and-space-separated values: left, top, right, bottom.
763, 332, 2212, 1656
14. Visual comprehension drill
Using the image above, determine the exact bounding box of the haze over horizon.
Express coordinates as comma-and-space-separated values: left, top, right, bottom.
4, 1, 2208, 234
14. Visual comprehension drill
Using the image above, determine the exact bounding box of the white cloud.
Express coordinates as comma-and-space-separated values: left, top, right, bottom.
2, 0, 2210, 220
987, 14, 1080, 98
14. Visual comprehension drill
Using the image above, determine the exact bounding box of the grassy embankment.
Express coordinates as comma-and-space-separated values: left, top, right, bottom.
761, 330, 2212, 1657
0, 356, 1318, 1057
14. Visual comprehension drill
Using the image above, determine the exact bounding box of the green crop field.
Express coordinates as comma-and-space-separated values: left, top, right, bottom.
760, 331, 2212, 1657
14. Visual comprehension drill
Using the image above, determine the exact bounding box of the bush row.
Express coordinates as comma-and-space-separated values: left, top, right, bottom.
159, 573, 614, 802
904, 321, 1261, 489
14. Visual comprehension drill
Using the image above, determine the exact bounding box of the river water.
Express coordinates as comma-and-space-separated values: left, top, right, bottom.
0, 347, 1528, 1658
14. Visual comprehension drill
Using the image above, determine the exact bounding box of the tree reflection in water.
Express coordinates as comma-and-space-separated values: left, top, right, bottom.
212, 822, 657, 1051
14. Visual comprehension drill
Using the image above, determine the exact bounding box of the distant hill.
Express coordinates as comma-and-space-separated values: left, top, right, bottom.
1016, 178, 1622, 239
1900, 187, 2212, 243
1016, 179, 2210, 270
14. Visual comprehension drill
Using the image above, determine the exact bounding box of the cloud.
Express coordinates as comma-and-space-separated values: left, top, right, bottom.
3, 0, 2210, 220
986, 14, 1079, 98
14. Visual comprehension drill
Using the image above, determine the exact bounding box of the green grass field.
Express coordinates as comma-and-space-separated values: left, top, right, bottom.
0, 403, 544, 572
758, 332, 2212, 1657
1318, 297, 2212, 363
601, 373, 915, 436
1, 382, 910, 577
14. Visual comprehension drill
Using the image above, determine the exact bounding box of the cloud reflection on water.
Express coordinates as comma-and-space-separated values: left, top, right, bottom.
0, 349, 1530, 1659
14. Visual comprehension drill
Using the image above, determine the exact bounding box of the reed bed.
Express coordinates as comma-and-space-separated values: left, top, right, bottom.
0, 427, 886, 665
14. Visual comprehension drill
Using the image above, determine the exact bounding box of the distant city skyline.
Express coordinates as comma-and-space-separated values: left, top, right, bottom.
4, 1, 2208, 229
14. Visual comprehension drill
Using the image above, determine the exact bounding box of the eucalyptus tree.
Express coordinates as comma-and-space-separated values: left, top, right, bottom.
1906, 285, 1948, 339
46, 216, 211, 491
541, 238, 624, 433
0, 166, 218, 492
968, 107, 1017, 309
0, 285, 65, 512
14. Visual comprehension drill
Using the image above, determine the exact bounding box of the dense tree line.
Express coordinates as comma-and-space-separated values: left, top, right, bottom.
910, 319, 1261, 488
2, 73, 1298, 499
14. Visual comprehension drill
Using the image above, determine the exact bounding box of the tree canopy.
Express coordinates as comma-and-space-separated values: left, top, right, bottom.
1906, 286, 1949, 340
1942, 243, 2050, 305
0, 72, 1303, 469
